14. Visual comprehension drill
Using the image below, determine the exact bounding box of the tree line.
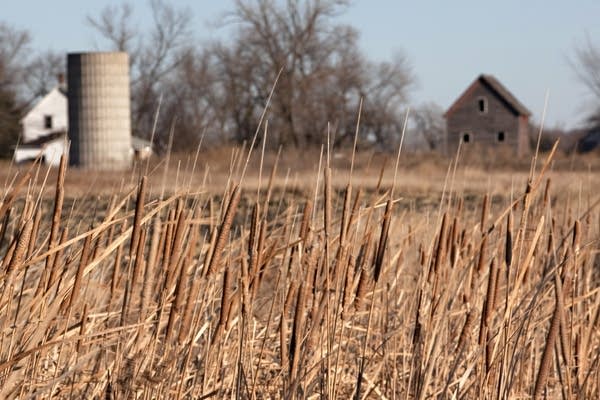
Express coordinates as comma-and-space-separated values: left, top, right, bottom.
91, 0, 422, 151
1, 0, 420, 154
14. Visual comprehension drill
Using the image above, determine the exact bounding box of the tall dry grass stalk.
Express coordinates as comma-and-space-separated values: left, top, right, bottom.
205, 185, 241, 277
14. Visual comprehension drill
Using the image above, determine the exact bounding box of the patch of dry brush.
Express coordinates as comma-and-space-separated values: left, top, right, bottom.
0, 150, 599, 399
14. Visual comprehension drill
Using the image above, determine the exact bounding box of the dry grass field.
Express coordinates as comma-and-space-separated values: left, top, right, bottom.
0, 144, 598, 399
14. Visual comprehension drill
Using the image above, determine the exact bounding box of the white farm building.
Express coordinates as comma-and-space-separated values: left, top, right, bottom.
14, 80, 153, 167
14, 86, 68, 166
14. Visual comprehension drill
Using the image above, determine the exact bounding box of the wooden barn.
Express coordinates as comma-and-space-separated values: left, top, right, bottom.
444, 74, 531, 156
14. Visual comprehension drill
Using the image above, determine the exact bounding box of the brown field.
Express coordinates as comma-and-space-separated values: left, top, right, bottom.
0, 145, 599, 398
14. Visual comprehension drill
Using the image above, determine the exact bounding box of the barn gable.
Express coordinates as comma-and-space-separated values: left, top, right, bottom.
444, 74, 531, 157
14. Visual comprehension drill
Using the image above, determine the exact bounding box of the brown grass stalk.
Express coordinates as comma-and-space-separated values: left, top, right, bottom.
533, 272, 566, 399
129, 176, 147, 258
206, 185, 241, 277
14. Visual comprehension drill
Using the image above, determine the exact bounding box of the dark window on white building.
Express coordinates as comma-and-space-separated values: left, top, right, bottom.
463, 133, 470, 143
498, 131, 505, 142
44, 115, 53, 129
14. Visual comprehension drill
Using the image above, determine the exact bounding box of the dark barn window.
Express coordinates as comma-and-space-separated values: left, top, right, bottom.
477, 97, 488, 114
463, 133, 470, 143
498, 131, 505, 142
44, 115, 53, 129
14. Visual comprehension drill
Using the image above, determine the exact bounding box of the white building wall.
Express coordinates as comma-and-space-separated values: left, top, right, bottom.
21, 87, 68, 142
13, 138, 67, 167
13, 148, 43, 164
43, 140, 66, 166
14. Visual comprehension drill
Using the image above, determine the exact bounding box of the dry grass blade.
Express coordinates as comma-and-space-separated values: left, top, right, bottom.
129, 176, 147, 257
373, 199, 393, 282
0, 168, 33, 221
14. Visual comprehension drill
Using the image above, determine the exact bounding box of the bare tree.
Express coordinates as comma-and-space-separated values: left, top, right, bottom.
0, 22, 31, 93
573, 36, 600, 100
412, 102, 445, 151
159, 49, 221, 150
0, 22, 31, 157
358, 53, 415, 147
215, 0, 414, 148
86, 3, 137, 52
572, 36, 600, 129
210, 41, 265, 144
1, 24, 64, 104
24, 50, 65, 99
220, 0, 353, 146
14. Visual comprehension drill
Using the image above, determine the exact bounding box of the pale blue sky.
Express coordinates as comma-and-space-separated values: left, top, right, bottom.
4, 0, 600, 128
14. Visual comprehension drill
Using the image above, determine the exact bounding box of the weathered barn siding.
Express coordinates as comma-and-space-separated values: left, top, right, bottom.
518, 115, 530, 155
445, 75, 530, 157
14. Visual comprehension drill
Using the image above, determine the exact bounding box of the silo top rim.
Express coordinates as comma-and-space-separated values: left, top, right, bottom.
68, 51, 129, 57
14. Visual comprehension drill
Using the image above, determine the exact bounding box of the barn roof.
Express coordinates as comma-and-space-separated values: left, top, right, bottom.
444, 74, 531, 117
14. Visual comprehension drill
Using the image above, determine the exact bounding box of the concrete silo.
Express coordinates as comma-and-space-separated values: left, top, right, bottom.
67, 52, 132, 169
